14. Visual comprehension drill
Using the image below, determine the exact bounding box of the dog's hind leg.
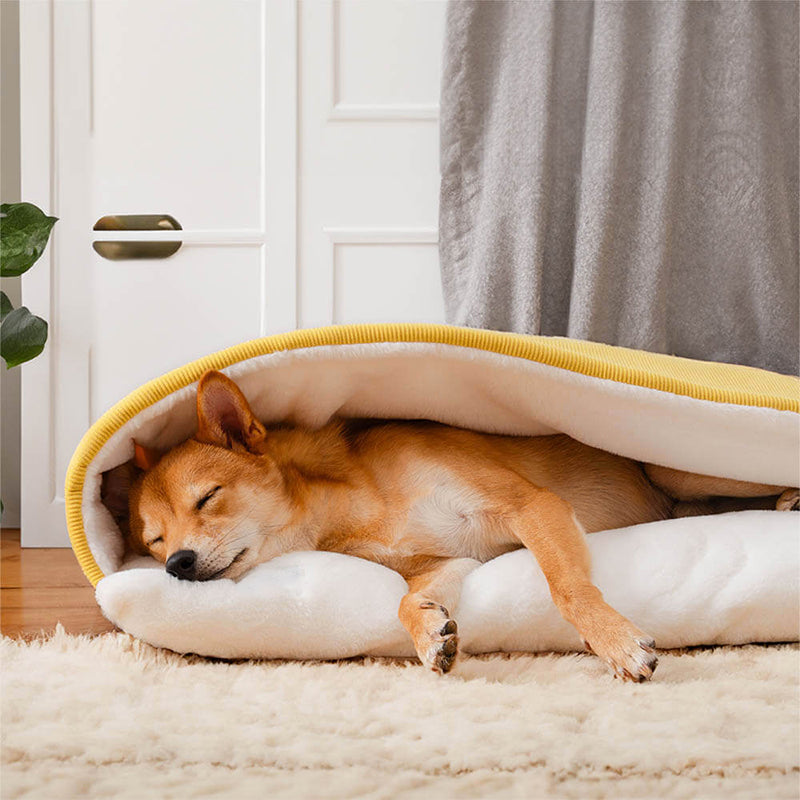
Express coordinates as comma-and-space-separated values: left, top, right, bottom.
644, 464, 799, 514
644, 464, 789, 503
507, 488, 658, 682
398, 557, 481, 674
776, 489, 800, 511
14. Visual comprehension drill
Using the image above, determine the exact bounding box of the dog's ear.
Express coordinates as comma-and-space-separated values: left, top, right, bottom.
101, 438, 160, 523
133, 441, 162, 471
195, 370, 268, 453
100, 460, 141, 531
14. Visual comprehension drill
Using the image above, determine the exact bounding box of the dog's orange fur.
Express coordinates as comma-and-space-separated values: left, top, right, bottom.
101, 370, 797, 681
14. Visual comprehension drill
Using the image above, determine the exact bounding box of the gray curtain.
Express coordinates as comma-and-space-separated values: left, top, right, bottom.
439, 0, 799, 375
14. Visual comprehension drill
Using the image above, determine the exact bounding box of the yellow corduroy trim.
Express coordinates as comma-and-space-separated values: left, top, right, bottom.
65, 323, 800, 587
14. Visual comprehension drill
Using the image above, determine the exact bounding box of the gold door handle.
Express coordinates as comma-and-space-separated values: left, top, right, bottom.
93, 214, 182, 260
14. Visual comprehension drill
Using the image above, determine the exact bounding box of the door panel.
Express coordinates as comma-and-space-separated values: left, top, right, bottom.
333, 243, 444, 324
92, 0, 263, 230
91, 246, 264, 418
335, 0, 445, 109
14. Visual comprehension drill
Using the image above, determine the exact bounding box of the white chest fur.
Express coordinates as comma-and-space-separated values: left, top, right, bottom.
395, 467, 518, 561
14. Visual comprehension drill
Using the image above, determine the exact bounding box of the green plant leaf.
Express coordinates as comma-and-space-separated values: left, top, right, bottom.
0, 291, 12, 321
1, 306, 48, 368
0, 202, 58, 277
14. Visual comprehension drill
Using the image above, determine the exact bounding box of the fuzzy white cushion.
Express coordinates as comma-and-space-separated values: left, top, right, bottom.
96, 511, 799, 660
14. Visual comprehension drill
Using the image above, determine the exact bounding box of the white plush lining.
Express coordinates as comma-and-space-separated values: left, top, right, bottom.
84, 342, 800, 658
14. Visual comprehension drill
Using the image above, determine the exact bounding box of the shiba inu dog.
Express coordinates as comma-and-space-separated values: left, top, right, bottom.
102, 370, 799, 681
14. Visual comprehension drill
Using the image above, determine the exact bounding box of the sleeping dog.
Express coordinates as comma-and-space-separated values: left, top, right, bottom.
102, 370, 799, 681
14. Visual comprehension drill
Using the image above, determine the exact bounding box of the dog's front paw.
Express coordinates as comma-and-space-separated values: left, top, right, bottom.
777, 489, 800, 511
413, 601, 459, 674
586, 623, 658, 683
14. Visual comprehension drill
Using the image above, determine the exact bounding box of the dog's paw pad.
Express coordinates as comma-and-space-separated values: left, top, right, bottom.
413, 604, 459, 675
588, 626, 658, 683
427, 631, 459, 674
777, 489, 800, 511
419, 601, 448, 613
440, 619, 457, 636
611, 637, 658, 683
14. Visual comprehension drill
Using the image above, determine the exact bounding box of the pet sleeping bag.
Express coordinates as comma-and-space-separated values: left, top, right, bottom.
65, 324, 800, 660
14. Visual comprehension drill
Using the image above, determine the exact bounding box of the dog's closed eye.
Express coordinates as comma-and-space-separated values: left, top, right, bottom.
196, 485, 222, 511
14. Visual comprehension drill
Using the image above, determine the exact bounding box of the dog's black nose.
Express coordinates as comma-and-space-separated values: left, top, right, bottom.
166, 550, 198, 581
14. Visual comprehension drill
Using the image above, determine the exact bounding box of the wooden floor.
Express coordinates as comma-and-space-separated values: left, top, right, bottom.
1, 528, 116, 638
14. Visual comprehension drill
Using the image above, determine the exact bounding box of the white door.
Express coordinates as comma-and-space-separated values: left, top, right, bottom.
298, 0, 446, 327
20, 0, 446, 546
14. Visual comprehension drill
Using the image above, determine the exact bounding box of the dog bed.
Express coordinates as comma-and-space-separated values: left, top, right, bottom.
65, 324, 800, 660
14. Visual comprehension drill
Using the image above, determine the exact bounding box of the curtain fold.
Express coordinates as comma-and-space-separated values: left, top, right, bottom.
439, 0, 799, 375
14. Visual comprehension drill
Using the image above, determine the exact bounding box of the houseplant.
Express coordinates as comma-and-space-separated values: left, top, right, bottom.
0, 202, 57, 368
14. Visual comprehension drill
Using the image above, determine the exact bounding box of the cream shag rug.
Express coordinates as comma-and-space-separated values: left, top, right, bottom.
1, 629, 798, 800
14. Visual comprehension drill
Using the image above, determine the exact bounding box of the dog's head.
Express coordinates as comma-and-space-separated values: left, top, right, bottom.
101, 371, 292, 581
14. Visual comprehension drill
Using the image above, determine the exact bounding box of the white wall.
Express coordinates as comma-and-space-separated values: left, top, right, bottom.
1, 0, 21, 527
